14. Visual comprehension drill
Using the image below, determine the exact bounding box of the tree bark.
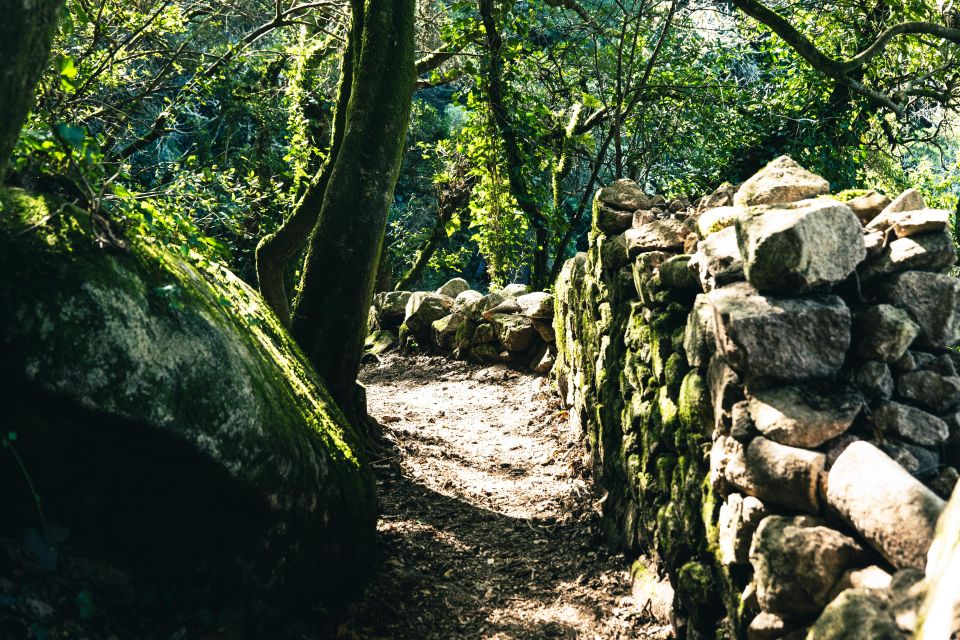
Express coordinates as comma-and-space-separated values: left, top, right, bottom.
0, 0, 63, 178
256, 33, 355, 326
291, 0, 415, 417
478, 0, 551, 290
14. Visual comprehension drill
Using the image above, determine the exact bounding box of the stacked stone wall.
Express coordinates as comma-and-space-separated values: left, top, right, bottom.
554, 156, 960, 638
366, 279, 556, 374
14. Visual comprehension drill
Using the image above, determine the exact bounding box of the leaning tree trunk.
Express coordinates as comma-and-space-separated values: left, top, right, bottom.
0, 0, 63, 178
255, 34, 355, 326
291, 0, 415, 417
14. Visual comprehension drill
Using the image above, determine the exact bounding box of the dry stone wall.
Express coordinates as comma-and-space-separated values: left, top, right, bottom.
553, 156, 960, 639
366, 279, 557, 374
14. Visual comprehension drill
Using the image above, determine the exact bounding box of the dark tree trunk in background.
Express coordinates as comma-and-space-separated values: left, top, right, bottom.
291, 0, 415, 418
394, 170, 473, 291
0, 0, 63, 178
478, 0, 551, 291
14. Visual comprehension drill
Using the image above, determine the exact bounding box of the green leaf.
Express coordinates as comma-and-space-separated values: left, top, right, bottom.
55, 123, 85, 150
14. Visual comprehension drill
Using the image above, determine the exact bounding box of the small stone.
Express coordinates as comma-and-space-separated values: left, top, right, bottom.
598, 233, 630, 271
633, 209, 656, 228
865, 188, 925, 231
859, 229, 957, 282
658, 254, 699, 290
896, 370, 960, 413
747, 612, 802, 640
891, 209, 951, 238
490, 314, 537, 352
734, 156, 830, 207
829, 565, 894, 601
531, 346, 554, 375
597, 179, 650, 211
374, 290, 413, 326
747, 384, 863, 448
864, 230, 885, 256
699, 182, 736, 210
826, 441, 945, 569
431, 312, 470, 351
879, 440, 940, 480
807, 588, 903, 640
749, 515, 866, 617
730, 400, 756, 441
499, 283, 530, 298
719, 493, 768, 566
873, 401, 949, 446
512, 292, 553, 319
595, 204, 633, 234
436, 277, 470, 298
844, 190, 891, 223
928, 466, 959, 499
849, 361, 894, 401
624, 219, 688, 255
697, 206, 744, 237
875, 271, 960, 350
472, 322, 496, 344
404, 292, 455, 344
736, 198, 865, 292
725, 437, 825, 513
688, 225, 744, 291
853, 304, 920, 362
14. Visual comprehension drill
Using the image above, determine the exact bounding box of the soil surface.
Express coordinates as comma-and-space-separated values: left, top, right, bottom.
336, 353, 673, 640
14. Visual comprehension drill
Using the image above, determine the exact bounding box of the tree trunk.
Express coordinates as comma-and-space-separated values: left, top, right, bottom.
256, 34, 355, 326
395, 170, 473, 291
0, 0, 63, 178
478, 0, 551, 290
291, 0, 415, 418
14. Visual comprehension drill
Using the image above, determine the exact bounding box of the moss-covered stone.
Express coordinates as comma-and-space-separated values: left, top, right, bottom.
0, 189, 376, 603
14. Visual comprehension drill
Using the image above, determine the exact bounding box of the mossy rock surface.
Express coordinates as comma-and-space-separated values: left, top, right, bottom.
0, 189, 376, 603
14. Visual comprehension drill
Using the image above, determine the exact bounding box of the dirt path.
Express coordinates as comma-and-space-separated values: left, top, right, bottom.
337, 354, 672, 640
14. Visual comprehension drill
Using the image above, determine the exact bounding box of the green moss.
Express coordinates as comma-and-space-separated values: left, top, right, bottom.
0, 188, 377, 599
677, 561, 714, 606
831, 188, 870, 202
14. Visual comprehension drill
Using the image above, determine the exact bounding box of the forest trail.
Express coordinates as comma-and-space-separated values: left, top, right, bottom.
336, 354, 673, 640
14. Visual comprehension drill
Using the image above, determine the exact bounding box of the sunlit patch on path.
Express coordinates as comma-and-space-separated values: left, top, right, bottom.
336, 354, 672, 639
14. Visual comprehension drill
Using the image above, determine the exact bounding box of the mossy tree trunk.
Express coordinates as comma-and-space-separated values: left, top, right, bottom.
290, 0, 416, 417
0, 0, 63, 178
255, 34, 355, 326
478, 0, 551, 290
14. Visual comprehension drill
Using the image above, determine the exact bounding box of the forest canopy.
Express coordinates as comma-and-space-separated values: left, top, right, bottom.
8, 0, 960, 293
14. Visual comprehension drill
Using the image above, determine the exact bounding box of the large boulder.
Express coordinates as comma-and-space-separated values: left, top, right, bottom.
710, 284, 851, 385
0, 190, 376, 600
826, 442, 945, 570
735, 198, 865, 292
747, 384, 863, 448
918, 483, 960, 639
749, 515, 866, 618
874, 271, 960, 350
733, 156, 830, 207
